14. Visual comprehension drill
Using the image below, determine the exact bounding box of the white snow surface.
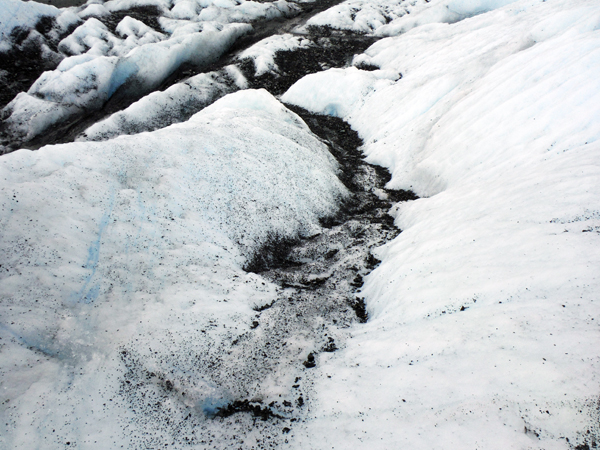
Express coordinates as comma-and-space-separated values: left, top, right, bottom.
172, 0, 298, 23
302, 0, 520, 34
285, 0, 600, 447
281, 66, 401, 117
0, 89, 347, 448
302, 0, 416, 33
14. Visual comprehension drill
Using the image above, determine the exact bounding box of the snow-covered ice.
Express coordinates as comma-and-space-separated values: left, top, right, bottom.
284, 0, 600, 447
0, 0, 60, 41
79, 65, 246, 141
0, 0, 300, 147
2, 21, 250, 143
282, 66, 401, 117
301, 0, 521, 34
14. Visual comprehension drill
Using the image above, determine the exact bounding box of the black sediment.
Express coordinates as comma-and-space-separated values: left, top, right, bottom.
206, 103, 417, 427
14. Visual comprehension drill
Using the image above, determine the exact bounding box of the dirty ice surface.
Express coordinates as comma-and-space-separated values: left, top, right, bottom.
1, 0, 600, 448
78, 64, 246, 141
283, 0, 600, 448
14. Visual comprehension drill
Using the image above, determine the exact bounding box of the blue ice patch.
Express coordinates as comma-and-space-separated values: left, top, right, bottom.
200, 397, 230, 418
323, 103, 341, 117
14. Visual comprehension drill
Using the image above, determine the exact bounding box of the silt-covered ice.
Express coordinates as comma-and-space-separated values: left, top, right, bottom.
1, 21, 251, 143
79, 65, 247, 141
1, 0, 600, 447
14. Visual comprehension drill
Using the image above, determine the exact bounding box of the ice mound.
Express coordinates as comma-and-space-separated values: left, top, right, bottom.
0, 0, 60, 41
0, 0, 299, 149
0, 89, 347, 448
302, 0, 418, 34
281, 66, 401, 118
239, 33, 313, 76
375, 0, 521, 36
57, 16, 165, 57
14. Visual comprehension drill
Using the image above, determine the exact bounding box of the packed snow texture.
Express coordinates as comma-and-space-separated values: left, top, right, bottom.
0, 0, 79, 57
285, 0, 600, 447
2, 0, 600, 447
281, 66, 401, 118
0, 89, 347, 448
57, 16, 165, 56
0, 0, 60, 40
302, 0, 520, 34
98, 0, 298, 20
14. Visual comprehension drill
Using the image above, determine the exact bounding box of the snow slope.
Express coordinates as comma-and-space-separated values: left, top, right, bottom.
301, 0, 520, 34
239, 33, 313, 76
283, 0, 600, 448
0, 89, 347, 448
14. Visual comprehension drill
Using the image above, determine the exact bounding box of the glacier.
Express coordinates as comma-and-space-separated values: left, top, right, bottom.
1, 0, 599, 448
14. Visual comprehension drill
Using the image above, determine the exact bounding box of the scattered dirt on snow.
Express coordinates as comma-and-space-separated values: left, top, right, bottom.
0, 4, 377, 152
0, 16, 72, 109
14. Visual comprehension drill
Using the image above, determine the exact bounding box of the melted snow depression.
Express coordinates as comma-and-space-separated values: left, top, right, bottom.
1, 0, 599, 448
